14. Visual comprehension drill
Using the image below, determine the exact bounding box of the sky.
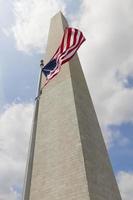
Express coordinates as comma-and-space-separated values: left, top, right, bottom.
0, 0, 133, 199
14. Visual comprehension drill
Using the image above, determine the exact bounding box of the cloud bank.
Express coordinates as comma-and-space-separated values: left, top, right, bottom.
78, 0, 133, 126
117, 171, 133, 200
73, 0, 133, 149
0, 103, 33, 200
12, 0, 66, 53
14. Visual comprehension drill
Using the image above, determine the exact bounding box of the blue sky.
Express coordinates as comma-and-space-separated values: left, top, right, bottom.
109, 123, 133, 172
0, 0, 133, 200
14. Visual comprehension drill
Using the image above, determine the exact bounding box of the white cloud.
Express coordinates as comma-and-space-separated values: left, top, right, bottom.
0, 103, 34, 200
117, 171, 133, 200
12, 0, 66, 53
74, 0, 133, 147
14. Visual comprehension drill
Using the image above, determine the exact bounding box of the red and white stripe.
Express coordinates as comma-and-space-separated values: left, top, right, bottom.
45, 27, 85, 84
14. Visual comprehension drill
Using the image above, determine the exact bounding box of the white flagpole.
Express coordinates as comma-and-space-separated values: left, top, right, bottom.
22, 60, 44, 200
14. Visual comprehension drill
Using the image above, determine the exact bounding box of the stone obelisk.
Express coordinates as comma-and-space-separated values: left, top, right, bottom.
23, 12, 122, 200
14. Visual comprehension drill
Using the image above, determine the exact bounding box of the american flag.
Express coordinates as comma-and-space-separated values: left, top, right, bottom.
42, 27, 85, 85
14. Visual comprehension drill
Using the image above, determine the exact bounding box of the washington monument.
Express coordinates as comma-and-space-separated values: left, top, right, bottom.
23, 12, 122, 200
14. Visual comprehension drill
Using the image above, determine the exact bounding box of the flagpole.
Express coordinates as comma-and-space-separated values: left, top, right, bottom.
22, 60, 44, 200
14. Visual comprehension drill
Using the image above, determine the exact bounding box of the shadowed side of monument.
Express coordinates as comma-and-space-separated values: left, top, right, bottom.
69, 54, 122, 200
23, 12, 122, 200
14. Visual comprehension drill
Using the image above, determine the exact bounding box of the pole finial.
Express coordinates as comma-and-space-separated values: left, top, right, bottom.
40, 60, 44, 68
